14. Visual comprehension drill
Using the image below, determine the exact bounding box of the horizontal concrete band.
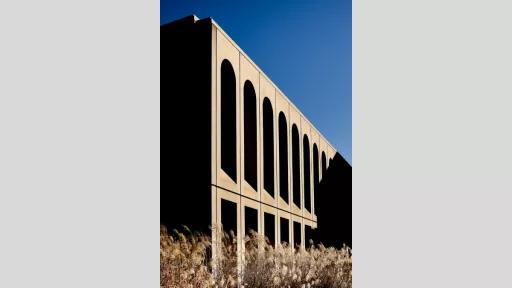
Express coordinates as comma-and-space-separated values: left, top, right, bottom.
212, 184, 318, 223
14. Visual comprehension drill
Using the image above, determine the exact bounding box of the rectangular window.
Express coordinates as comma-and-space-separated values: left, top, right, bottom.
280, 217, 289, 244
244, 206, 258, 237
264, 212, 275, 246
293, 221, 301, 248
305, 225, 313, 248
221, 199, 237, 237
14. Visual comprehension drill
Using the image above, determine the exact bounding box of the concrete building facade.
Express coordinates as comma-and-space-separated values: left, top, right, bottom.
161, 15, 350, 253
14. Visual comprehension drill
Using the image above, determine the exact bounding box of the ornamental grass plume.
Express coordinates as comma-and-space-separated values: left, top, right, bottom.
160, 225, 351, 288
160, 225, 214, 288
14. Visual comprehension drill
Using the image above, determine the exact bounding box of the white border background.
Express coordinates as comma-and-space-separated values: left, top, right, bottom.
0, 0, 159, 286
2, 0, 512, 286
354, 0, 512, 287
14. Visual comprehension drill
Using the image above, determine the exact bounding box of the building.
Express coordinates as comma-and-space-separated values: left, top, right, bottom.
161, 15, 351, 251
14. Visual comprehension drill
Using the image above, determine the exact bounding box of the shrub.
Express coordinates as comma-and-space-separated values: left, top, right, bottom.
160, 225, 351, 288
160, 225, 213, 287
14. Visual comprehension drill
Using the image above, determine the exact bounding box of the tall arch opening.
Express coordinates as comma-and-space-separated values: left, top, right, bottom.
303, 135, 311, 212
278, 112, 288, 203
221, 60, 237, 182
313, 144, 319, 213
244, 80, 257, 190
292, 124, 300, 207
321, 151, 327, 179
263, 98, 274, 196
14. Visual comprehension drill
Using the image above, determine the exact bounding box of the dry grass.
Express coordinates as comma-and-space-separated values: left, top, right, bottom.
161, 225, 351, 288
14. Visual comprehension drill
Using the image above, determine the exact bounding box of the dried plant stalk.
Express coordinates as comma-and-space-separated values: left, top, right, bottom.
161, 225, 351, 288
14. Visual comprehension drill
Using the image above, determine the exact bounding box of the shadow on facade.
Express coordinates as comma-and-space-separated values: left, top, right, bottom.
160, 16, 213, 235
315, 153, 352, 248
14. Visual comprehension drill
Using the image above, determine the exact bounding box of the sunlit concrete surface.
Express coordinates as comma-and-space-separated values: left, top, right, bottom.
161, 15, 350, 257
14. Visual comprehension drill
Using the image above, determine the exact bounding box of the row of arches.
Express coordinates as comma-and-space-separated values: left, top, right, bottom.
221, 59, 329, 213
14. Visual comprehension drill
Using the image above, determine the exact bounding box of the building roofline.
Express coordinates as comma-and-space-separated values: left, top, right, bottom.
164, 15, 340, 155
161, 14, 199, 28
207, 17, 338, 154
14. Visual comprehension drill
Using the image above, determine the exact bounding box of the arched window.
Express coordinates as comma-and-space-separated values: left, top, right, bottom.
292, 124, 300, 207
263, 98, 274, 196
221, 60, 237, 182
303, 135, 311, 212
244, 81, 257, 190
278, 112, 288, 203
313, 144, 319, 213
321, 151, 327, 179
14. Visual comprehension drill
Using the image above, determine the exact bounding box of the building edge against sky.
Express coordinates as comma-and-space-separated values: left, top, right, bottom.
161, 15, 351, 252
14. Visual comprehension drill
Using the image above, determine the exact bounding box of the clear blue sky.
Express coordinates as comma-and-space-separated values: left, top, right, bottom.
162, 0, 352, 164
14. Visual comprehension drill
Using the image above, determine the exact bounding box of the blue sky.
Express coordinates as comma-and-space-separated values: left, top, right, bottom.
162, 0, 352, 164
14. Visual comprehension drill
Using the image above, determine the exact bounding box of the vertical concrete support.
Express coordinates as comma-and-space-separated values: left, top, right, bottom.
285, 101, 294, 224
211, 186, 218, 273
216, 29, 240, 194
300, 219, 304, 250
302, 119, 313, 219
211, 24, 218, 191
277, 210, 292, 251
240, 196, 260, 264
298, 117, 306, 221
259, 75, 277, 207
216, 188, 242, 276
210, 25, 219, 266
289, 109, 302, 216
240, 54, 260, 202
319, 140, 328, 181
291, 214, 303, 249
215, 28, 242, 274
261, 204, 277, 248
276, 90, 291, 212
310, 128, 320, 221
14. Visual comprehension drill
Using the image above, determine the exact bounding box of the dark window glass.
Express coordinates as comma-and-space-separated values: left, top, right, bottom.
313, 144, 319, 213
303, 135, 311, 212
221, 199, 237, 236
292, 125, 301, 207
278, 112, 288, 203
280, 217, 289, 244
264, 212, 275, 246
244, 206, 258, 236
305, 225, 314, 248
263, 98, 274, 196
293, 221, 301, 248
221, 60, 237, 182
321, 152, 327, 179
244, 81, 257, 190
